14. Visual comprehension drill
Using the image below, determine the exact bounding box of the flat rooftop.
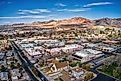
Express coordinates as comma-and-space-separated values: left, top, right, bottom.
74, 49, 102, 58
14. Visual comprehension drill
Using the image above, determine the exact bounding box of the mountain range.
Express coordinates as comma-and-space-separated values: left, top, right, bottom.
1, 17, 121, 28
31, 17, 94, 28
31, 17, 121, 28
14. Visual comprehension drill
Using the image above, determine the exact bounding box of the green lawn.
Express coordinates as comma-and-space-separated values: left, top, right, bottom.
98, 62, 121, 80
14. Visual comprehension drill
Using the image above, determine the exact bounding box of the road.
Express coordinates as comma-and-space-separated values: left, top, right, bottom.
11, 41, 49, 81
11, 41, 39, 81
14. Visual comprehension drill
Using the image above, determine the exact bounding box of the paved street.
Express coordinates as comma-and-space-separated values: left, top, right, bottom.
11, 42, 39, 81
11, 41, 49, 81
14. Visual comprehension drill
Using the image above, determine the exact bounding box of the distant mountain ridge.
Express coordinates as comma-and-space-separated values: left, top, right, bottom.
94, 18, 121, 28
0, 17, 121, 28
32, 17, 121, 28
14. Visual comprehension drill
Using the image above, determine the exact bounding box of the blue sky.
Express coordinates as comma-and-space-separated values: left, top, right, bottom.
0, 0, 121, 25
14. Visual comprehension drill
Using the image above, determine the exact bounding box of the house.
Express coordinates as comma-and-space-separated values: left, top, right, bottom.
0, 52, 5, 60
0, 60, 6, 67
22, 72, 30, 81
6, 51, 13, 57
48, 59, 69, 72
51, 60, 68, 72
72, 68, 85, 79
60, 70, 71, 81
0, 72, 9, 81
10, 69, 21, 81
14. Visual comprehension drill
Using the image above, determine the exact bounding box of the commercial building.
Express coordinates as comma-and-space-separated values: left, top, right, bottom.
73, 49, 103, 63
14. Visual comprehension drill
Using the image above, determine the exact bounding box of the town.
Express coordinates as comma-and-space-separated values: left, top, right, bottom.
0, 0, 121, 81
0, 22, 121, 81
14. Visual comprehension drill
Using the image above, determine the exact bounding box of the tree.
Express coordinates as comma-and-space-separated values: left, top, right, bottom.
105, 28, 111, 31
14, 59, 18, 63
39, 62, 44, 67
82, 64, 91, 71
101, 65, 107, 72
78, 62, 82, 67
69, 61, 77, 67
17, 63, 21, 68
100, 30, 105, 34
10, 62, 16, 69
82, 64, 86, 69
108, 34, 112, 38
85, 64, 91, 71
84, 73, 94, 81
32, 68, 38, 76
0, 65, 7, 72
113, 69, 119, 78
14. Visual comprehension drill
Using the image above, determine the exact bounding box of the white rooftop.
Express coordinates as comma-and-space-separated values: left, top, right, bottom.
81, 43, 98, 47
47, 44, 81, 52
84, 49, 102, 54
75, 49, 102, 57
34, 39, 58, 43
75, 51, 88, 57
25, 48, 42, 56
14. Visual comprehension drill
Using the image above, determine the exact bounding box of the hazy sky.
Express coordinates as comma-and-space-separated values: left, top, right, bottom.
0, 0, 121, 24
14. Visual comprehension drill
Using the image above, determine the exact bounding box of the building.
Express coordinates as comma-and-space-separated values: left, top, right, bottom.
10, 69, 21, 81
98, 44, 116, 52
50, 59, 69, 72
60, 70, 71, 81
0, 52, 6, 67
46, 59, 69, 73
45, 44, 83, 56
72, 68, 85, 79
0, 72, 9, 81
73, 49, 103, 63
43, 40, 65, 48
6, 51, 13, 57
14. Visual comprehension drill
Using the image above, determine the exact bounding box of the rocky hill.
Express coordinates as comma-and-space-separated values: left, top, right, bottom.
32, 17, 94, 28
94, 18, 121, 28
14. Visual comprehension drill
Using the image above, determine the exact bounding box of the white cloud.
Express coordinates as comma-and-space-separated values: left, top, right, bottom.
17, 9, 51, 15
55, 3, 67, 7
57, 8, 90, 12
0, 15, 50, 19
83, 2, 112, 7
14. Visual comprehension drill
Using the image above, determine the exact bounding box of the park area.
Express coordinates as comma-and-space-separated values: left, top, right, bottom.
98, 61, 121, 80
